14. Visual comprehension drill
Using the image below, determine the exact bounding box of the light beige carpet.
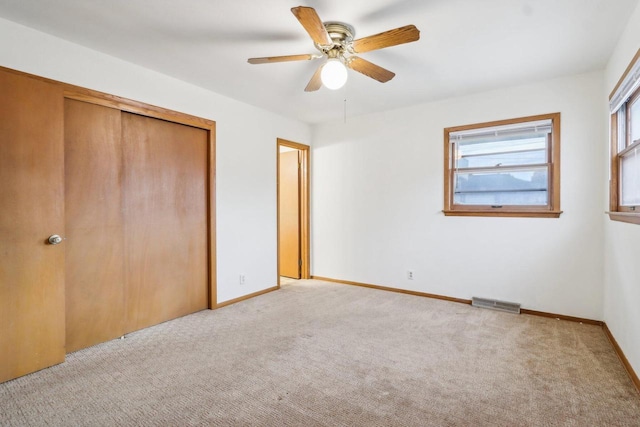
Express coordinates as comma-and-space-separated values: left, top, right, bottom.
1, 279, 639, 426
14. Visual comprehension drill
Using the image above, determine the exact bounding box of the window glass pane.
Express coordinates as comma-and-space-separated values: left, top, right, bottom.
631, 98, 640, 145
621, 147, 640, 206
454, 167, 548, 206
456, 136, 547, 168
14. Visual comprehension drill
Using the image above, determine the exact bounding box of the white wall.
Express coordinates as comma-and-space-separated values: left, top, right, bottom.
311, 71, 606, 320
603, 1, 640, 380
0, 17, 311, 304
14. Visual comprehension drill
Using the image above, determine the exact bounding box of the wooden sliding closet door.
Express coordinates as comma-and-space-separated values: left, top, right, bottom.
0, 71, 66, 383
122, 113, 208, 333
64, 99, 125, 353
64, 103, 209, 350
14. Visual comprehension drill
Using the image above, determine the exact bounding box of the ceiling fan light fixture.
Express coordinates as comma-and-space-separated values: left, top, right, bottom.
248, 7, 420, 92
321, 58, 348, 90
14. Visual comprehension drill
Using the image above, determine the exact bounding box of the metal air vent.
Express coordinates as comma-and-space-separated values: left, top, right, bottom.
472, 296, 521, 314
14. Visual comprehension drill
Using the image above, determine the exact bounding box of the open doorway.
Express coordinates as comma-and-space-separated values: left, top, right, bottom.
277, 138, 310, 286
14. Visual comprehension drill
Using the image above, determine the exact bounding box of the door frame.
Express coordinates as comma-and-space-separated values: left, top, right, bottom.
277, 138, 310, 285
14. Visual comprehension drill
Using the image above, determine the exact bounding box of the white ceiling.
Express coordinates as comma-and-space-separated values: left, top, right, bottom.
0, 0, 637, 123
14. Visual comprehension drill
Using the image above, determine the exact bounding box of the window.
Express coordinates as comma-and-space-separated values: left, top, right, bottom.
609, 48, 640, 225
443, 113, 561, 217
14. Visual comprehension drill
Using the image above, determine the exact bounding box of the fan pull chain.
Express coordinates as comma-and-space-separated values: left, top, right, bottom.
344, 98, 347, 124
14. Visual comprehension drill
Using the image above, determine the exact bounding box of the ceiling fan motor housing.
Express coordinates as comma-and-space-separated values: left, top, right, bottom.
316, 22, 355, 58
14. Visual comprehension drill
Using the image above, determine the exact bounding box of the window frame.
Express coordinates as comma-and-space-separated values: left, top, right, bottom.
443, 112, 562, 218
608, 48, 640, 225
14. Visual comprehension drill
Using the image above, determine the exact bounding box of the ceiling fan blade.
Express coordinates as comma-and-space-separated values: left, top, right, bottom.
305, 64, 323, 92
291, 6, 332, 46
347, 57, 395, 83
351, 25, 420, 53
248, 54, 315, 64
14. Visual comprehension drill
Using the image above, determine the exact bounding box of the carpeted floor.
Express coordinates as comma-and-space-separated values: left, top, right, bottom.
1, 279, 639, 426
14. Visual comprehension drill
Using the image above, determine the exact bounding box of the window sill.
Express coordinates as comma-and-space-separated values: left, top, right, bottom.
443, 210, 562, 218
606, 211, 640, 225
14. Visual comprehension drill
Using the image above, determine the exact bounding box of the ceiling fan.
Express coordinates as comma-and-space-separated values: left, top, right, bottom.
248, 6, 420, 92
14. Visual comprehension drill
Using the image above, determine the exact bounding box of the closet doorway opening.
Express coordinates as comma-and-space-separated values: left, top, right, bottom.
277, 138, 310, 286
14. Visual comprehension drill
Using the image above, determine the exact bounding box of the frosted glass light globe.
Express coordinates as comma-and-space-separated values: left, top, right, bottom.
321, 59, 348, 90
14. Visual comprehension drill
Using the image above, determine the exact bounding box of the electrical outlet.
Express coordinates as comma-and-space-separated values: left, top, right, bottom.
407, 270, 414, 280
239, 274, 246, 285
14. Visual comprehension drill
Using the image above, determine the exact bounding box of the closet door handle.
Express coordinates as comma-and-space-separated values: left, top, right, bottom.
47, 234, 63, 245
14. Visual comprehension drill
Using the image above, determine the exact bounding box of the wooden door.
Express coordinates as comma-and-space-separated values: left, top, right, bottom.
64, 99, 125, 353
0, 71, 66, 383
122, 113, 208, 333
279, 150, 301, 279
